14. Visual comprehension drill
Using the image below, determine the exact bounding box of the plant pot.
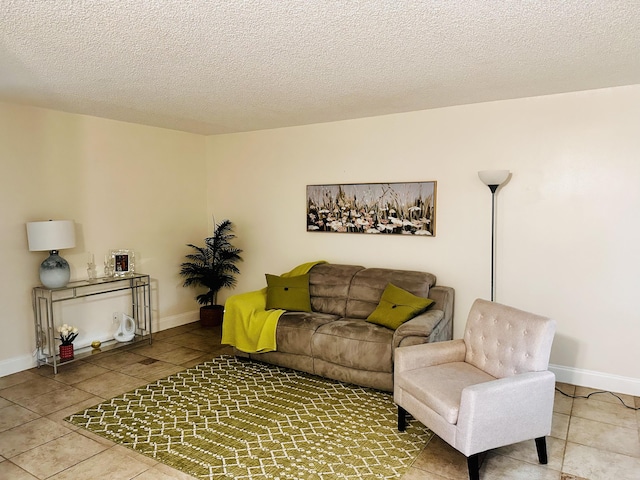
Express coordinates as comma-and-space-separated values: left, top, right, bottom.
59, 344, 74, 361
200, 305, 224, 327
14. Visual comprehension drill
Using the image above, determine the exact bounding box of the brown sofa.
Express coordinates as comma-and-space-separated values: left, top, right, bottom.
234, 263, 454, 391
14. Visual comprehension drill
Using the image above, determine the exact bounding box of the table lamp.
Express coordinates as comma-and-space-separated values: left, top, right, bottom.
26, 220, 76, 288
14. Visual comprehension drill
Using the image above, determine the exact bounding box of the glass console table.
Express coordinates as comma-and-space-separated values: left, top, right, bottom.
32, 273, 152, 374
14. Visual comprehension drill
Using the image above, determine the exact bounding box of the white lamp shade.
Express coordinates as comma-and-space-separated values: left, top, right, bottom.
26, 220, 76, 251
478, 170, 510, 187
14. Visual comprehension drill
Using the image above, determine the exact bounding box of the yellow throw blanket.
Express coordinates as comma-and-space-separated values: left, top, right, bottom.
221, 261, 327, 353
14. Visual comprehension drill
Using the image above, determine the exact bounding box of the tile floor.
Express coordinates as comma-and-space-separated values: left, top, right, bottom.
1, 322, 639, 480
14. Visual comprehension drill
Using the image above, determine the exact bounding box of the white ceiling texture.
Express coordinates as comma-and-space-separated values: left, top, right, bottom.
1, 1, 639, 135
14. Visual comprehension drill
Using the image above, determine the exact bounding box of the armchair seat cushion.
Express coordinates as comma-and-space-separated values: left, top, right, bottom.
397, 362, 495, 424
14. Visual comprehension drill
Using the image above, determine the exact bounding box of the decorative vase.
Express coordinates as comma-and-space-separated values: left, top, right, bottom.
59, 344, 74, 361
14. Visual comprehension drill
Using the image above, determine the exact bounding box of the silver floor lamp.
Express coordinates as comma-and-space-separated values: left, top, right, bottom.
478, 170, 510, 301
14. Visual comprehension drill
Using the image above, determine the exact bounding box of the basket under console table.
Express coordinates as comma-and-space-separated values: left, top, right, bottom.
32, 273, 152, 374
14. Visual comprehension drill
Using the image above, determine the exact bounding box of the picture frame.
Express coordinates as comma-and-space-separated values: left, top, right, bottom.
307, 181, 436, 236
110, 249, 135, 276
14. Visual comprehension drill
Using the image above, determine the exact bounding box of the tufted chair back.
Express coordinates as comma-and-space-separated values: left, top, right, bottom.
463, 298, 556, 379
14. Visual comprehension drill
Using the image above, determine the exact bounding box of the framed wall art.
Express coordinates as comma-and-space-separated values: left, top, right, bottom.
110, 249, 135, 276
307, 181, 436, 236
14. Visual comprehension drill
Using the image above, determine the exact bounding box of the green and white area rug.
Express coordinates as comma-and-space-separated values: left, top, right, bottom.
67, 356, 431, 479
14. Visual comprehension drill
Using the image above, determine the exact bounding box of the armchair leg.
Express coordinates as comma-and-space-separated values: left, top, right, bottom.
467, 454, 480, 480
535, 437, 548, 464
397, 405, 407, 432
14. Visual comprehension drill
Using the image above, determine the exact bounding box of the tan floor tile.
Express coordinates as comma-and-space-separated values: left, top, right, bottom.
0, 376, 66, 403
163, 332, 223, 352
574, 386, 636, 409
11, 430, 108, 478
568, 415, 640, 458
73, 371, 146, 398
572, 396, 637, 428
0, 397, 12, 409
119, 359, 184, 382
555, 383, 576, 395
551, 412, 570, 440
152, 462, 200, 479
144, 345, 204, 364
128, 340, 182, 357
74, 426, 116, 447
493, 436, 565, 472
401, 466, 452, 479
0, 417, 71, 458
0, 405, 40, 432
152, 323, 200, 340
47, 446, 150, 479
46, 395, 103, 430
412, 436, 469, 479
37, 361, 111, 385
562, 441, 640, 480
0, 371, 42, 390
553, 388, 574, 415
110, 444, 158, 468
83, 350, 149, 370
189, 324, 222, 338
483, 452, 561, 479
15, 384, 96, 415
0, 461, 39, 479
120, 358, 179, 378
179, 353, 216, 369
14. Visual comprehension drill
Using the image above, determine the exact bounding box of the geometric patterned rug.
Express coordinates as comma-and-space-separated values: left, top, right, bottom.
66, 356, 432, 479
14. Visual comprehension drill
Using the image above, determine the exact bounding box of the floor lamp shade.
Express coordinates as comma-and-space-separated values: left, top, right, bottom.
26, 220, 76, 288
478, 170, 510, 190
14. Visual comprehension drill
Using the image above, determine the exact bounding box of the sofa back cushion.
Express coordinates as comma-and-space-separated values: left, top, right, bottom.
345, 268, 436, 319
309, 264, 364, 317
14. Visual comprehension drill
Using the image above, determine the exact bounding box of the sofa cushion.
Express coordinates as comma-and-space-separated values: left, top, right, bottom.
345, 268, 436, 319
276, 311, 339, 355
265, 273, 312, 312
312, 319, 394, 373
367, 283, 434, 330
308, 264, 365, 316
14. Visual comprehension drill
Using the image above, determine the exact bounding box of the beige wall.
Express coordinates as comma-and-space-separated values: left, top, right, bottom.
206, 85, 640, 395
2, 85, 639, 395
0, 102, 208, 375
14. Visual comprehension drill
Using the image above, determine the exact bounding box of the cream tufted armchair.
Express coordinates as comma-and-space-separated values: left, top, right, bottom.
394, 298, 556, 480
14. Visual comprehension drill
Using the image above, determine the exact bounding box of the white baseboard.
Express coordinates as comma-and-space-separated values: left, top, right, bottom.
0, 353, 37, 378
156, 310, 200, 331
0, 311, 202, 378
550, 364, 640, 397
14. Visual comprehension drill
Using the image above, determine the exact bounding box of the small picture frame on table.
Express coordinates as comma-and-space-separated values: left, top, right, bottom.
111, 249, 135, 277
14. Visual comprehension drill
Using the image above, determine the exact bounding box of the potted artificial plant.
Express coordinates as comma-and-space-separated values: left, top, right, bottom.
180, 219, 243, 327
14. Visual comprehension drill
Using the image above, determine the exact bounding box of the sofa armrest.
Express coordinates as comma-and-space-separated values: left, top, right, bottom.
456, 370, 556, 456
393, 309, 444, 347
394, 339, 466, 374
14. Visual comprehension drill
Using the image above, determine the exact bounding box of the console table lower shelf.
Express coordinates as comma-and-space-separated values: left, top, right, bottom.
37, 335, 153, 369
32, 274, 153, 374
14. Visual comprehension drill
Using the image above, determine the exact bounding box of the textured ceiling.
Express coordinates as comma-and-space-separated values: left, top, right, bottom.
1, 1, 639, 135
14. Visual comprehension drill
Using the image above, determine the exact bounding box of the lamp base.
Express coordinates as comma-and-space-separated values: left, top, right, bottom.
40, 251, 70, 289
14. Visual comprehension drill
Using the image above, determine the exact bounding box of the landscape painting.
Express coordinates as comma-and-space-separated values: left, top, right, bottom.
307, 181, 436, 236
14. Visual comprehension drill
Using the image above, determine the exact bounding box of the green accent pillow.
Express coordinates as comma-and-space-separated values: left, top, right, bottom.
265, 273, 312, 312
367, 283, 434, 330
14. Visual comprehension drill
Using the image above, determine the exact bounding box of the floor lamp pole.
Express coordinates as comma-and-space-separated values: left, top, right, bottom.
478, 170, 510, 303
488, 185, 498, 302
